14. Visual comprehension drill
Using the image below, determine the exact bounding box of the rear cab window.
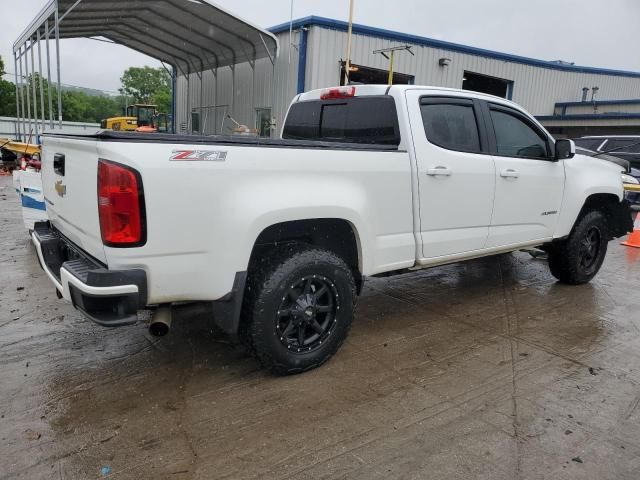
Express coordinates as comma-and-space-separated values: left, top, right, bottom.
282, 96, 401, 145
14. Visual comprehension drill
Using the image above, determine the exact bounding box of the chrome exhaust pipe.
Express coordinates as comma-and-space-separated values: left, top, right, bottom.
149, 305, 172, 337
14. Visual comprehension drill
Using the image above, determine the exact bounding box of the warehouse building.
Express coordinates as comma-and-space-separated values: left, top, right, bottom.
175, 16, 640, 138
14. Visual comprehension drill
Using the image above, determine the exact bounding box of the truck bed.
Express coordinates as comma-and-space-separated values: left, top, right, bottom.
39, 129, 414, 305
42, 131, 401, 151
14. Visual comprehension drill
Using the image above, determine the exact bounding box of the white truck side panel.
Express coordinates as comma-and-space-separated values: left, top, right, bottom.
96, 141, 415, 304
38, 85, 629, 310
554, 155, 625, 239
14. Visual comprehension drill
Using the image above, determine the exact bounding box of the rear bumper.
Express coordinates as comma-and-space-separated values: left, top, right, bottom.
32, 221, 147, 326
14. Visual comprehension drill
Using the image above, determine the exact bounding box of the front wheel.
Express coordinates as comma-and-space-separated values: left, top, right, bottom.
242, 246, 356, 375
547, 210, 609, 285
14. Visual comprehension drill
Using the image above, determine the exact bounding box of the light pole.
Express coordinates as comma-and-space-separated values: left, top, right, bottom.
288, 0, 294, 65
343, 0, 355, 85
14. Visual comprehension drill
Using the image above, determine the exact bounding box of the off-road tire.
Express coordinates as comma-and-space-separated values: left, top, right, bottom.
242, 245, 356, 375
548, 210, 609, 285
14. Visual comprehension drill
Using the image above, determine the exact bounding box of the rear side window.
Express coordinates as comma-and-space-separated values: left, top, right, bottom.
489, 108, 549, 159
282, 96, 400, 145
420, 100, 481, 153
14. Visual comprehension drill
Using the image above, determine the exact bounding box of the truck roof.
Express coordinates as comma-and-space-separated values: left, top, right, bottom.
296, 84, 517, 105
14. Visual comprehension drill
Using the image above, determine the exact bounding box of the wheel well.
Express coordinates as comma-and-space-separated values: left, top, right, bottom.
578, 193, 632, 239
250, 219, 363, 293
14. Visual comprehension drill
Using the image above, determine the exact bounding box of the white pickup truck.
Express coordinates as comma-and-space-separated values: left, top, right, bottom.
33, 85, 632, 374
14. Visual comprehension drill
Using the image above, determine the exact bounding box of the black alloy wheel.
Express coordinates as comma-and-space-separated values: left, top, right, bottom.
578, 226, 603, 274
242, 246, 356, 375
548, 210, 609, 285
276, 275, 339, 353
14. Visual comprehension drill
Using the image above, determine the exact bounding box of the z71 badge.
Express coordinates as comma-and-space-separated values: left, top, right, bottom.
170, 150, 228, 162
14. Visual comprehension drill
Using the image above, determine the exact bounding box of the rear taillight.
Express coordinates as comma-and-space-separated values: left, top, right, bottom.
320, 86, 356, 100
97, 160, 146, 247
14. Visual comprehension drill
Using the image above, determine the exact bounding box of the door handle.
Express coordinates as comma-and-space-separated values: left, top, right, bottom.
500, 168, 519, 178
427, 166, 452, 176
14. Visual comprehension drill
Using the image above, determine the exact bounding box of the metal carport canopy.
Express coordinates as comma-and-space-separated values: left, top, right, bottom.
14, 0, 279, 75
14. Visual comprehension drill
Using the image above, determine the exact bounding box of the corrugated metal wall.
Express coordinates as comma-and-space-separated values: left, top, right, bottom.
175, 29, 300, 136
174, 24, 640, 136
305, 26, 640, 116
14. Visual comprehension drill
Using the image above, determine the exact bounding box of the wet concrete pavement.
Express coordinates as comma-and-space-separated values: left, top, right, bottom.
2, 174, 640, 479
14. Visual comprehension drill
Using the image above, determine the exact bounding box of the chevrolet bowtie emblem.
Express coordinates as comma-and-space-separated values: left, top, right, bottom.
55, 180, 67, 197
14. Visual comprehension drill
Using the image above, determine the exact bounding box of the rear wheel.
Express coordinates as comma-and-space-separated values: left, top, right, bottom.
242, 246, 356, 375
548, 210, 609, 285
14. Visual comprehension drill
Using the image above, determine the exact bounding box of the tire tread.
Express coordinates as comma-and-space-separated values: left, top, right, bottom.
241, 245, 355, 375
548, 210, 609, 285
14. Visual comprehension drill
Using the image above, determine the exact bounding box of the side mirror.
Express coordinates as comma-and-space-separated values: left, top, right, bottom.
555, 139, 575, 160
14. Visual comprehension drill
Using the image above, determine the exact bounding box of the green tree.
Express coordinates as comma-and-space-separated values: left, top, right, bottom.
0, 55, 14, 118
60, 89, 122, 123
0, 79, 17, 117
0, 55, 15, 117
119, 66, 171, 111
6, 72, 123, 123
0, 79, 16, 117
151, 88, 172, 116
0, 56, 123, 123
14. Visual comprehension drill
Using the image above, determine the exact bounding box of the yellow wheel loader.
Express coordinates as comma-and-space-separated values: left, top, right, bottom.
101, 104, 164, 132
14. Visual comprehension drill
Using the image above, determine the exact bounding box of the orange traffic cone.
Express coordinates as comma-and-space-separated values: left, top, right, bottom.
622, 213, 640, 248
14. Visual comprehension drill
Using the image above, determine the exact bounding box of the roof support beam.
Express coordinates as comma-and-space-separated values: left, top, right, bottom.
174, 0, 257, 60
58, 0, 83, 25
45, 19, 54, 129
60, 14, 223, 68
24, 42, 32, 138
103, 30, 197, 72
13, 52, 22, 141
64, 3, 243, 65
55, 4, 62, 127
37, 31, 46, 131
57, 24, 200, 72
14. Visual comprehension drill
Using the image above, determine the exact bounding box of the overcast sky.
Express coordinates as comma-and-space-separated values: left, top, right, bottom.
1, 0, 639, 92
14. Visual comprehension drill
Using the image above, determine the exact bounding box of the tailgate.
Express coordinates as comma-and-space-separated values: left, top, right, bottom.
41, 136, 106, 264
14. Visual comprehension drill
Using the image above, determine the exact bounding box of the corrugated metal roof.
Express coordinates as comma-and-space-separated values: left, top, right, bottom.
270, 16, 640, 79
14, 0, 279, 74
